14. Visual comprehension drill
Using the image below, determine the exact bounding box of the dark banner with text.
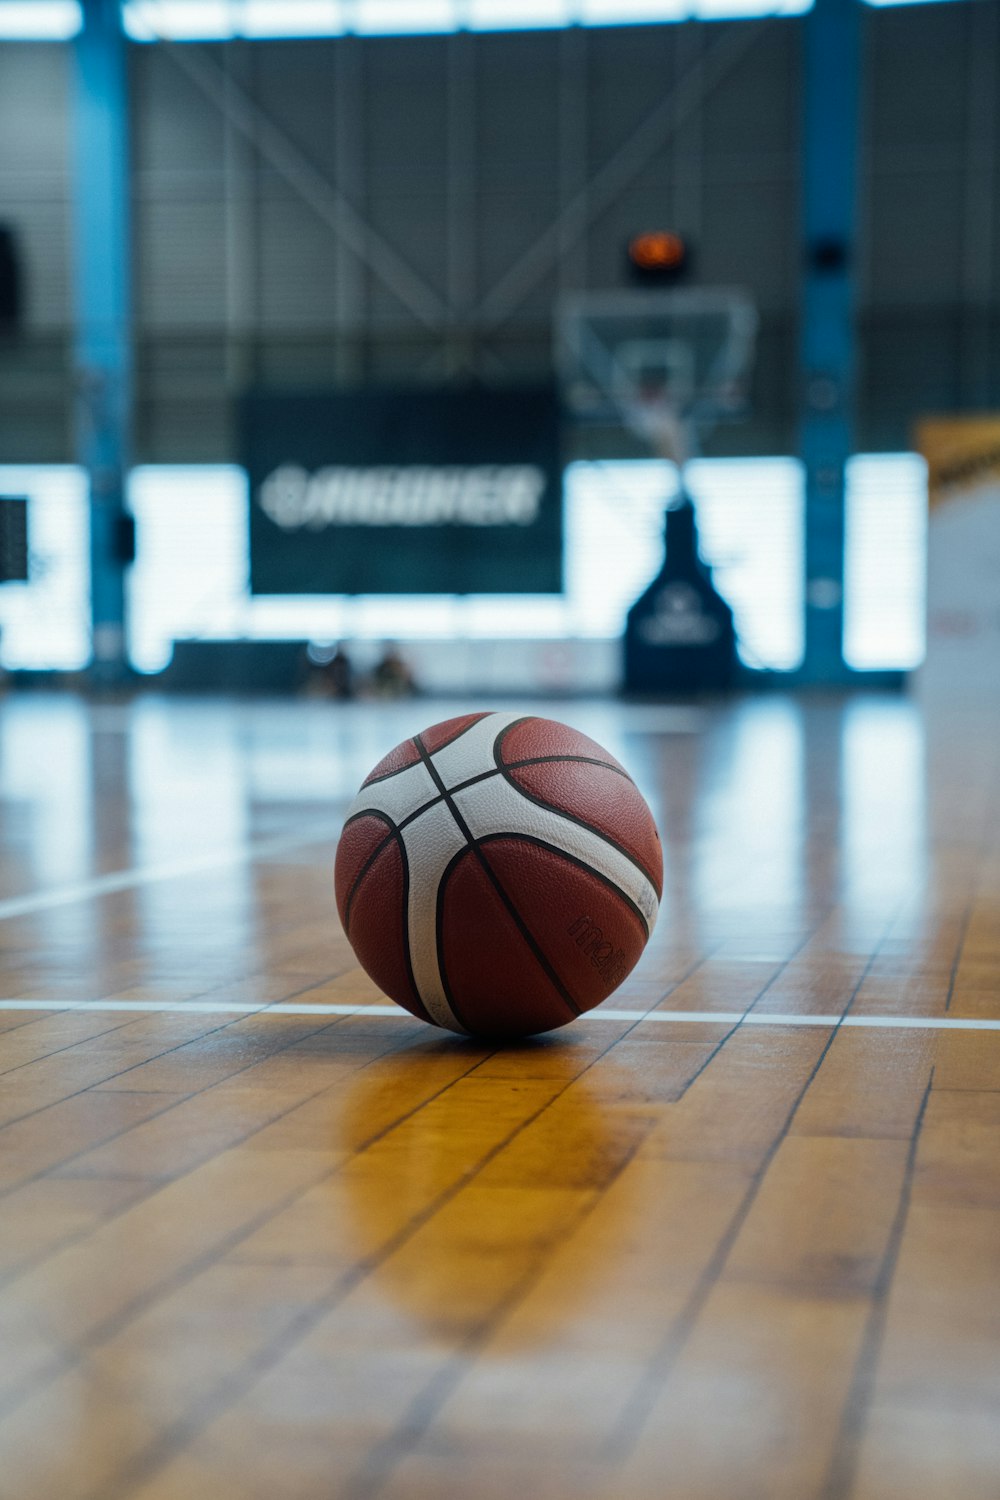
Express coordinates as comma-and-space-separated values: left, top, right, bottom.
242, 387, 563, 595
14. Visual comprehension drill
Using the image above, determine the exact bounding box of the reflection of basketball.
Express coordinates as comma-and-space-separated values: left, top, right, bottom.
334, 711, 662, 1039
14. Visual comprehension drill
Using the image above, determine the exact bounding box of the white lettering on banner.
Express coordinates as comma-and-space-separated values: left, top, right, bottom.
259, 464, 546, 530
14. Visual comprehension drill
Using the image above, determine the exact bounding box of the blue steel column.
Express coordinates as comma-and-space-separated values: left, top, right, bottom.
799, 0, 861, 681
73, 0, 132, 683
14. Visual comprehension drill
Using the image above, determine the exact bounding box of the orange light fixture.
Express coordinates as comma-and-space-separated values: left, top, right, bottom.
628, 231, 688, 274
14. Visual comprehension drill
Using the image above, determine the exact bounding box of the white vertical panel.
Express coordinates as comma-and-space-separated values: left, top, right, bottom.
687, 457, 805, 672
127, 465, 249, 673
0, 467, 89, 671
564, 459, 673, 637
843, 452, 927, 671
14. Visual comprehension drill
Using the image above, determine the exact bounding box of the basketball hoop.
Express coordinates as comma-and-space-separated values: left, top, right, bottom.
556, 286, 759, 468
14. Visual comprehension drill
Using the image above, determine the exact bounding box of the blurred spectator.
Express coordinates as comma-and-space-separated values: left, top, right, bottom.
370, 642, 417, 699
325, 643, 355, 699
305, 640, 355, 699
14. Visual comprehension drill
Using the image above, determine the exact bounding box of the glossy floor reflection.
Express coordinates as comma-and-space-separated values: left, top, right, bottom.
0, 689, 997, 1500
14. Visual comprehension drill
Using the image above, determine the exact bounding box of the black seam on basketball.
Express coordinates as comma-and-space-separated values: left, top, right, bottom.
363, 715, 494, 791
441, 846, 582, 1026
396, 767, 502, 827
341, 816, 428, 1026
340, 811, 399, 937
394, 757, 633, 830
432, 850, 480, 1035
415, 735, 581, 1021
492, 717, 637, 788
362, 741, 422, 786
474, 831, 651, 940
425, 713, 492, 758
494, 764, 662, 901
361, 758, 635, 839
415, 734, 478, 842
501, 752, 635, 781
491, 716, 534, 768
396, 791, 446, 831
339, 810, 429, 1023
415, 737, 505, 1025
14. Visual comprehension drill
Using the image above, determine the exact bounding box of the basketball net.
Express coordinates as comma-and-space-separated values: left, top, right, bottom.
621, 385, 694, 470
556, 286, 759, 481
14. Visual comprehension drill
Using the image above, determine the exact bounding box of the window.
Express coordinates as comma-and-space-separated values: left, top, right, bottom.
1, 457, 924, 678
0, 467, 90, 671
9, 0, 965, 43
121, 0, 812, 42
567, 458, 805, 670
126, 466, 250, 674
843, 452, 927, 671
0, 1, 81, 38
125, 458, 804, 675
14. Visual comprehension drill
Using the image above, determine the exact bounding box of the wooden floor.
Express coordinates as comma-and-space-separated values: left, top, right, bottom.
0, 689, 998, 1500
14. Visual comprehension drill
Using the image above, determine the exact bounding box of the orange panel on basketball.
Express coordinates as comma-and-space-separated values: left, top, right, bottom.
496, 716, 630, 774
342, 834, 430, 1023
477, 836, 650, 1013
438, 846, 577, 1038
334, 812, 396, 930
362, 739, 421, 785
505, 760, 662, 896
420, 712, 491, 754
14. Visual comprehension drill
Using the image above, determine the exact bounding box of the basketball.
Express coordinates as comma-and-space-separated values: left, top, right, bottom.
334, 711, 662, 1038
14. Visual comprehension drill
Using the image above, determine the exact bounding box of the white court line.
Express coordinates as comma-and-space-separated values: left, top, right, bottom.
0, 1000, 998, 1031
0, 825, 343, 922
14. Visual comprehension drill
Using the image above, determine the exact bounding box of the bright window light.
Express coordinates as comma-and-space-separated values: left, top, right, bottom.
354, 0, 455, 32
466, 0, 573, 29
126, 459, 802, 676
0, 1, 81, 38
843, 452, 927, 671
564, 462, 668, 640
694, 0, 809, 14
578, 0, 684, 21
127, 466, 250, 673
123, 1, 235, 39
121, 0, 813, 37
241, 0, 345, 35
566, 458, 804, 670
687, 458, 805, 671
581, 0, 812, 17
0, 467, 90, 671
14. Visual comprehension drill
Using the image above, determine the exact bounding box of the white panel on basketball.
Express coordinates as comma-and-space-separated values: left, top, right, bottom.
424, 710, 526, 787
345, 757, 437, 826
451, 773, 660, 931
397, 799, 469, 1033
